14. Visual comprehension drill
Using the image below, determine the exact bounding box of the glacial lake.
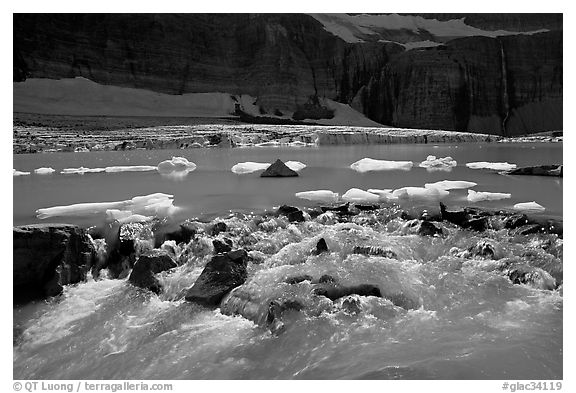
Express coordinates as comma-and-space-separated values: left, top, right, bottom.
13, 141, 563, 380
13, 142, 562, 227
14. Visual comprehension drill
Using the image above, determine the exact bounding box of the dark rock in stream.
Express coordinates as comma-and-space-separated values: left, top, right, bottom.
312, 238, 329, 255
212, 238, 233, 254
507, 265, 557, 290
260, 159, 298, 177
13, 224, 96, 303
105, 222, 153, 279
207, 221, 228, 236
285, 275, 314, 285
417, 221, 443, 237
128, 249, 177, 294
312, 284, 382, 301
185, 249, 249, 306
277, 205, 305, 223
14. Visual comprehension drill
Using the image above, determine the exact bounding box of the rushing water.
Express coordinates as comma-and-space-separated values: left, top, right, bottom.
13, 142, 562, 379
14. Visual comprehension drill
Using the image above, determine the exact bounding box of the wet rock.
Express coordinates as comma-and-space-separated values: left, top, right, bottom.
355, 204, 379, 211
439, 203, 493, 232
159, 220, 204, 245
417, 221, 443, 237
465, 216, 491, 232
466, 239, 499, 259
277, 205, 305, 222
321, 202, 356, 216
128, 249, 177, 294
313, 284, 382, 301
503, 214, 529, 230
439, 202, 468, 227
13, 224, 96, 303
260, 159, 298, 177
312, 274, 338, 284
266, 299, 305, 334
513, 224, 544, 236
212, 238, 233, 254
507, 265, 557, 290
106, 222, 153, 278
312, 238, 329, 255
207, 221, 227, 236
185, 249, 249, 306
508, 165, 562, 177
285, 275, 313, 285
353, 245, 397, 259
339, 295, 363, 314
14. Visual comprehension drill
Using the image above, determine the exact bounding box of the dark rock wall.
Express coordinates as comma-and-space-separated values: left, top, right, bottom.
14, 14, 562, 134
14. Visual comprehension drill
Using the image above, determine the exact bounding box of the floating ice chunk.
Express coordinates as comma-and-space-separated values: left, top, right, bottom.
366, 188, 395, 199
350, 158, 413, 173
37, 201, 130, 219
157, 157, 197, 174
391, 186, 449, 200
105, 209, 153, 224
295, 190, 339, 203
513, 201, 545, 212
466, 162, 517, 171
61, 167, 106, 174
231, 162, 271, 174
284, 161, 307, 172
341, 188, 380, 203
105, 165, 157, 173
467, 190, 511, 202
34, 167, 56, 175
419, 155, 457, 171
232, 161, 307, 174
425, 180, 477, 190
288, 141, 308, 147
13, 169, 31, 176
37, 192, 179, 220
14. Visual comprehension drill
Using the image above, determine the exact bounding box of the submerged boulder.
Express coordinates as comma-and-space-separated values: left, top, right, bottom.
507, 265, 557, 290
260, 159, 298, 177
185, 249, 249, 306
312, 238, 329, 255
128, 249, 177, 294
312, 284, 382, 301
13, 224, 96, 302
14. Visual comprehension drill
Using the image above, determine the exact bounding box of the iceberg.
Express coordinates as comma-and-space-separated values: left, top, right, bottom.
341, 188, 380, 203
350, 158, 413, 173
231, 162, 271, 174
419, 155, 457, 171
104, 165, 157, 173
295, 190, 339, 203
466, 162, 517, 171
391, 186, 449, 200
425, 180, 477, 191
157, 157, 197, 174
467, 190, 511, 202
61, 167, 106, 174
231, 161, 306, 174
367, 188, 395, 200
513, 201, 545, 212
13, 169, 31, 176
37, 192, 180, 220
34, 167, 56, 175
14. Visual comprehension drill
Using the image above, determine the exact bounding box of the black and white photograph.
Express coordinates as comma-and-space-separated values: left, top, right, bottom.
10, 4, 566, 385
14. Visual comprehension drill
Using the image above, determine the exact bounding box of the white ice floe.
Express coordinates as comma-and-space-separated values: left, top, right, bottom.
467, 190, 511, 203
466, 161, 517, 171
61, 167, 106, 174
34, 167, 56, 175
13, 169, 31, 176
513, 201, 545, 212
285, 161, 307, 172
350, 158, 413, 173
104, 165, 157, 173
341, 188, 380, 203
231, 161, 307, 174
391, 186, 449, 200
295, 190, 339, 203
231, 162, 272, 174
36, 192, 179, 220
157, 157, 197, 174
418, 155, 457, 171
425, 180, 477, 191
367, 188, 395, 200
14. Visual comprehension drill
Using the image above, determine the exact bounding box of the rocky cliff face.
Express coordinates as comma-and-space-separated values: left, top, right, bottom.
14, 14, 562, 134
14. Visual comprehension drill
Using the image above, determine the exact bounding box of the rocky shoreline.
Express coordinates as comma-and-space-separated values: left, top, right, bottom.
14, 201, 563, 333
